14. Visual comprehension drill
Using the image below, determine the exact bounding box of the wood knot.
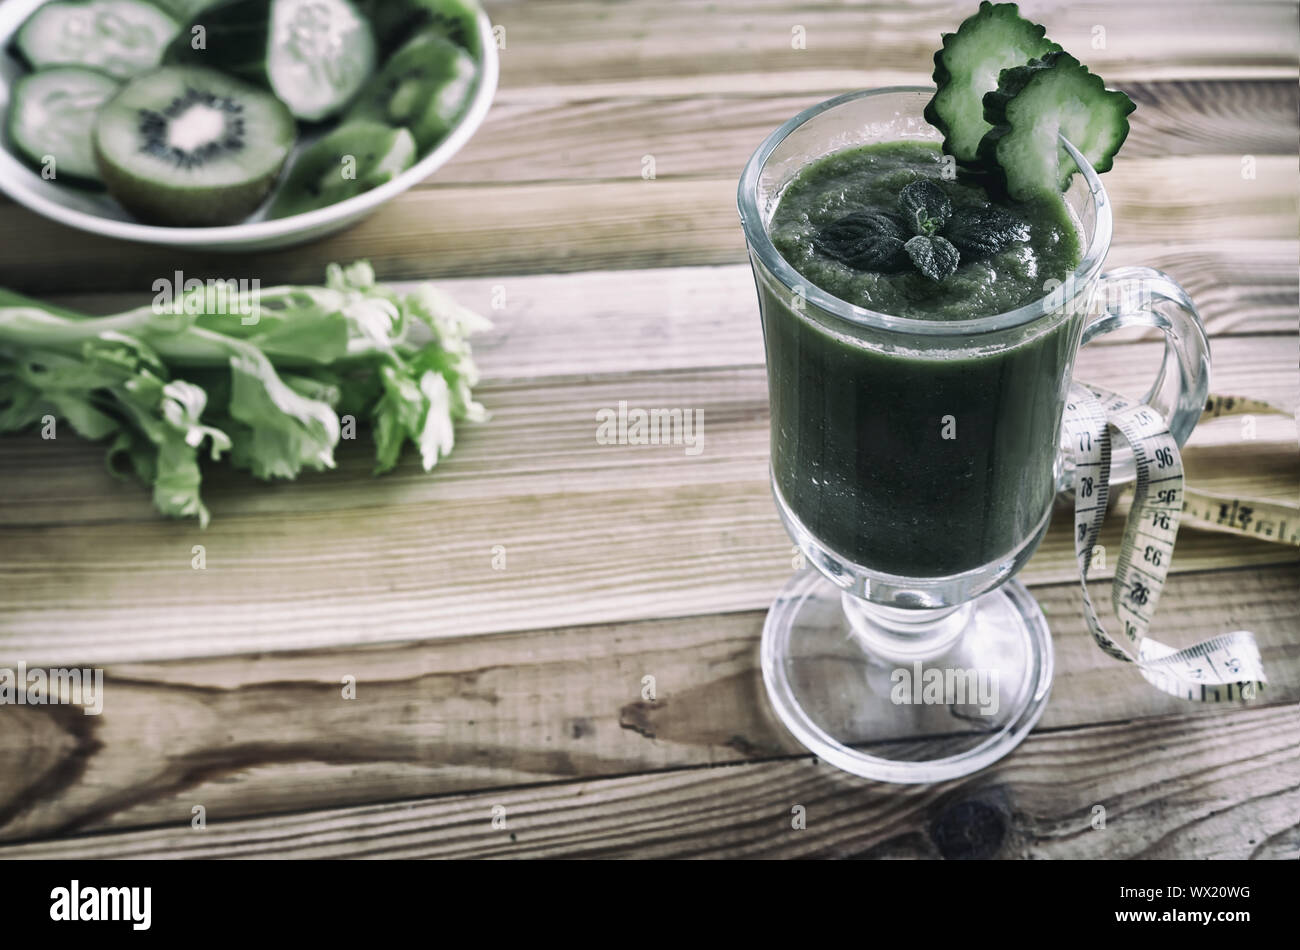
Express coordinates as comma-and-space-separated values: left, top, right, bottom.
929, 799, 1007, 859
617, 700, 659, 739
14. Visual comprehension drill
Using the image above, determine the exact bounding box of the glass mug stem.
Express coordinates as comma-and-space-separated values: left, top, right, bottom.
841, 594, 972, 662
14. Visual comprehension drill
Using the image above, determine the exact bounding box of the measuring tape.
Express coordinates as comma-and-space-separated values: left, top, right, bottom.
1062, 383, 1270, 702
1182, 394, 1300, 546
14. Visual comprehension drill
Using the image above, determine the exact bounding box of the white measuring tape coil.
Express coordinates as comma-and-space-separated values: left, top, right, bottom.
1062, 383, 1269, 702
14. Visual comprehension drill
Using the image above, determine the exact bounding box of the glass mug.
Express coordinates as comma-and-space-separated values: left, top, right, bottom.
737, 88, 1210, 783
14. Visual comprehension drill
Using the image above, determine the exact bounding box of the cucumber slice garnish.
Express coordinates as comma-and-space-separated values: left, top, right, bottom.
7, 66, 121, 185
14, 0, 180, 80
924, 2, 1059, 164
979, 51, 1136, 199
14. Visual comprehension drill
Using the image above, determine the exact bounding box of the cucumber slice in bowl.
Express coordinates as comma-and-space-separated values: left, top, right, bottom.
166, 0, 377, 122
13, 0, 180, 80
7, 67, 120, 185
979, 51, 1136, 200
265, 0, 376, 120
924, 1, 1059, 164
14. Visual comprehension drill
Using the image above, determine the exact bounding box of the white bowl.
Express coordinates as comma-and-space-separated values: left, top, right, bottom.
0, 0, 499, 251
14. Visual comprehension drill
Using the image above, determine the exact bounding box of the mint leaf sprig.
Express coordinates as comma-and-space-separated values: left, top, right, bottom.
815, 178, 1029, 283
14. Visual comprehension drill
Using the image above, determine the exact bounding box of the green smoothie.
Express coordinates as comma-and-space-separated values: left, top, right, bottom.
762, 140, 1083, 577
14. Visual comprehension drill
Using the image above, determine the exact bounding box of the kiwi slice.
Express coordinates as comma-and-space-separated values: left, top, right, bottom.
149, 0, 215, 17
358, 0, 483, 58
269, 122, 416, 218
345, 30, 477, 152
93, 65, 295, 226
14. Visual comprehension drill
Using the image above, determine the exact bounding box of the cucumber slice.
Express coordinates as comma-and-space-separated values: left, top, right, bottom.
166, 0, 376, 122
14, 0, 179, 80
7, 66, 121, 184
265, 0, 376, 120
924, 2, 1059, 164
979, 51, 1136, 199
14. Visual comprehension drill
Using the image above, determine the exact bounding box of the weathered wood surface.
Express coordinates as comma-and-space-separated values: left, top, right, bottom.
3, 700, 1296, 858
1, 156, 1297, 293
0, 0, 1296, 857
0, 563, 1295, 847
0, 332, 1295, 664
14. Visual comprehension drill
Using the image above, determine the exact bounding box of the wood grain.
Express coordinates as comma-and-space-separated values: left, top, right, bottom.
428, 80, 1298, 186
2, 699, 1296, 858
42, 245, 1300, 378
0, 156, 1295, 294
0, 0, 1295, 859
0, 334, 1294, 664
0, 563, 1294, 845
1, 334, 1293, 514
0, 331, 1294, 524
0, 453, 1294, 659
482, 0, 1300, 92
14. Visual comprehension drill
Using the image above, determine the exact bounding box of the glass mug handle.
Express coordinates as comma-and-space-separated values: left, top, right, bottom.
1059, 265, 1212, 489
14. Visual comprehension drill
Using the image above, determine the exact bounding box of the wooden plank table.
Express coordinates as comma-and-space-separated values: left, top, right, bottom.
0, 0, 1297, 859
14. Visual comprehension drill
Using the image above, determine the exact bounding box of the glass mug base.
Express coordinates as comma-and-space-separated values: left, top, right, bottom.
760, 568, 1053, 784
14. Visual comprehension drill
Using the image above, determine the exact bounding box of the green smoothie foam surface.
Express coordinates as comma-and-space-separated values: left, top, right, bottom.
769, 140, 1081, 320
